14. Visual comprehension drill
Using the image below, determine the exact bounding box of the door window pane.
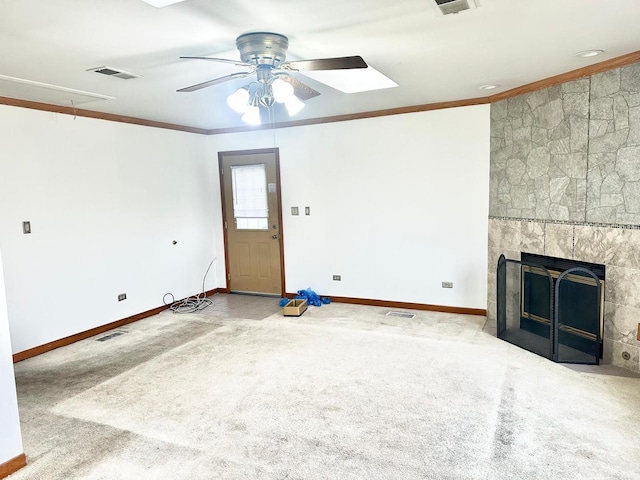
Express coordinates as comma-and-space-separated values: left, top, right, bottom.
231, 164, 269, 230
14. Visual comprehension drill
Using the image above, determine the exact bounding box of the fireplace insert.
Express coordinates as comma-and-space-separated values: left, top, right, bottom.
496, 253, 604, 365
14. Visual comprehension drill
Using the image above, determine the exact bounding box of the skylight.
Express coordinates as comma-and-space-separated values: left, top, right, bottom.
301, 66, 398, 94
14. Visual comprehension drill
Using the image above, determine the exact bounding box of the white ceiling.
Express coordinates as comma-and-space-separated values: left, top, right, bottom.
1, 0, 639, 130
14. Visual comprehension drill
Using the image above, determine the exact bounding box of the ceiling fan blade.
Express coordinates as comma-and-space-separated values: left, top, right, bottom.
179, 56, 254, 68
280, 76, 321, 101
177, 71, 253, 93
283, 56, 367, 71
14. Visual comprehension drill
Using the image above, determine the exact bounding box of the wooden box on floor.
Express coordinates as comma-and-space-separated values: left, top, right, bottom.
283, 299, 307, 317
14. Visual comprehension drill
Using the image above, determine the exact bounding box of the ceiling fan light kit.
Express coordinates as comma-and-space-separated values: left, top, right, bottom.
272, 78, 294, 103
179, 31, 369, 125
241, 99, 261, 125
225, 70, 305, 122
284, 94, 305, 116
226, 87, 250, 113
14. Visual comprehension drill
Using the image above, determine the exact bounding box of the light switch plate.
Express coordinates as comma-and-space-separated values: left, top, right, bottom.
22, 221, 31, 234
305, 207, 310, 215
291, 207, 299, 216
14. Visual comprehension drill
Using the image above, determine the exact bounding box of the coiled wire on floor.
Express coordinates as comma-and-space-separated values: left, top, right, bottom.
163, 259, 215, 313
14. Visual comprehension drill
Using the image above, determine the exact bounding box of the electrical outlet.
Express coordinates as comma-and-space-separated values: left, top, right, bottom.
305, 206, 310, 215
442, 281, 453, 289
22, 221, 31, 234
118, 293, 127, 302
333, 275, 341, 281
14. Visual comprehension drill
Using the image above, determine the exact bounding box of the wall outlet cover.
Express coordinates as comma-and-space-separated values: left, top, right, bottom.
442, 281, 453, 288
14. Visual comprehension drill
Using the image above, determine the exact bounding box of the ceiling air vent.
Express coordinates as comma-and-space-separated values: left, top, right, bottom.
434, 0, 480, 15
88, 66, 142, 80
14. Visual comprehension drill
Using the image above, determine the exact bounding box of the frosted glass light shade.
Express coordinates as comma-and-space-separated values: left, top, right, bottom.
241, 104, 261, 125
285, 95, 304, 116
227, 87, 250, 113
272, 78, 294, 103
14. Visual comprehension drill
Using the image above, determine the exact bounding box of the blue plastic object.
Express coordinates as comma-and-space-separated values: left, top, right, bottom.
295, 288, 328, 307
279, 298, 290, 307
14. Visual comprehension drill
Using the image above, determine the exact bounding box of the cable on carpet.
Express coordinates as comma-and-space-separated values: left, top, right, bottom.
163, 258, 216, 313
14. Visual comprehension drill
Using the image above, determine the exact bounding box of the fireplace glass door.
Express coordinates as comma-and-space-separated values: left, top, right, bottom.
497, 257, 554, 360
554, 268, 602, 364
497, 254, 603, 365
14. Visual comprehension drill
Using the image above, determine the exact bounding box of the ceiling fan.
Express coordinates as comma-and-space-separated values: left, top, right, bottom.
177, 32, 368, 124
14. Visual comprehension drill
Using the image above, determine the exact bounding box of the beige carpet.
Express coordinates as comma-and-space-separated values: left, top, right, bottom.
9, 298, 640, 479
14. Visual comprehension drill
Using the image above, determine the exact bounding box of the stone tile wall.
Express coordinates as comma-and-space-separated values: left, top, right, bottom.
488, 61, 640, 372
490, 79, 589, 221
587, 63, 640, 223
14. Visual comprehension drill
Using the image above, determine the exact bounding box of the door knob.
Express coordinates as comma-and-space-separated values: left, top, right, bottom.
272, 234, 279, 239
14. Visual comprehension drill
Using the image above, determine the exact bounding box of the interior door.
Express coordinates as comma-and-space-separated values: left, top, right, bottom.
219, 149, 284, 295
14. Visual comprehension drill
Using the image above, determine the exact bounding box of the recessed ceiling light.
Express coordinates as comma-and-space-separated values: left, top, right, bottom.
140, 0, 187, 8
575, 50, 604, 58
479, 84, 499, 91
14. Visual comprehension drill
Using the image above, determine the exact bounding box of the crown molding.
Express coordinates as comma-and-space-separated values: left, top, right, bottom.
489, 49, 640, 103
0, 96, 209, 135
205, 97, 492, 135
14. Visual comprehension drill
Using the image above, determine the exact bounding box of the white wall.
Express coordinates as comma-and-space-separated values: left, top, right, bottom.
0, 102, 489, 356
210, 105, 491, 309
0, 248, 23, 466
0, 106, 216, 353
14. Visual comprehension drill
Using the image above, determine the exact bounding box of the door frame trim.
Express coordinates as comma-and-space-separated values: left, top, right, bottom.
218, 148, 286, 295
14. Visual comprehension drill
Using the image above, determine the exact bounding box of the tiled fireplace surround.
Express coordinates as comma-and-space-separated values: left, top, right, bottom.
488, 62, 640, 372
